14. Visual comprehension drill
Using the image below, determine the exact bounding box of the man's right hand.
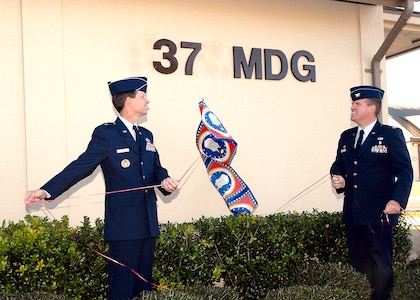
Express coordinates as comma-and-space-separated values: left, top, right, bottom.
24, 189, 47, 205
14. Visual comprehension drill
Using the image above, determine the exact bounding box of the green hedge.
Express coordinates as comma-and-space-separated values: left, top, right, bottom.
0, 211, 413, 299
154, 211, 411, 299
0, 216, 107, 298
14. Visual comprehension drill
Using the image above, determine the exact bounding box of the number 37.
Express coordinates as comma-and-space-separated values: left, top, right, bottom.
153, 39, 202, 75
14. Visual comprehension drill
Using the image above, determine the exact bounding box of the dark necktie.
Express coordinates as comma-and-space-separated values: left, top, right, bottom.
355, 129, 364, 152
133, 125, 141, 146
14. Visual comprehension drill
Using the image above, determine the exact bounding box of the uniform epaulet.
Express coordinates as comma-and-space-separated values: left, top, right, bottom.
96, 122, 116, 131
138, 126, 153, 137
138, 125, 150, 132
381, 124, 397, 130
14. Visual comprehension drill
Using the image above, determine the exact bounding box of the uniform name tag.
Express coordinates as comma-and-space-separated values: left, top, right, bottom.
116, 148, 130, 154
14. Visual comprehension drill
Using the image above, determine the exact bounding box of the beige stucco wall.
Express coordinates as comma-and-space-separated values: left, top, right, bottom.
0, 0, 388, 226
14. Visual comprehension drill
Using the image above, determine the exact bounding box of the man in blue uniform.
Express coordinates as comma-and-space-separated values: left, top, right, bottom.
24, 76, 179, 299
330, 85, 413, 300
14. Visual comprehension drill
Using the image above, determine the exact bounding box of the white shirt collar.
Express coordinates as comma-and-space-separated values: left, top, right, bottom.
119, 116, 137, 140
357, 119, 377, 143
359, 119, 376, 133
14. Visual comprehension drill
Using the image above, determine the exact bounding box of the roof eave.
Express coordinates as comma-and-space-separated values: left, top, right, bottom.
334, 0, 413, 8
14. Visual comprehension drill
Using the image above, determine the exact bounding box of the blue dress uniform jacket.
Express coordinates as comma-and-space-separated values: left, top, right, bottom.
330, 121, 413, 226
41, 117, 170, 241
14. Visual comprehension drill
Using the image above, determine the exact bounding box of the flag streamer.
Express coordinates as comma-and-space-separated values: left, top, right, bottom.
195, 100, 258, 215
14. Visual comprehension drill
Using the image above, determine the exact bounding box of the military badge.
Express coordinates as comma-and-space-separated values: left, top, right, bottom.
145, 138, 156, 152
121, 159, 131, 168
371, 145, 388, 154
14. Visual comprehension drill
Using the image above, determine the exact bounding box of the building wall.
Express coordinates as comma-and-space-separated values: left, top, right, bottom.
0, 0, 388, 226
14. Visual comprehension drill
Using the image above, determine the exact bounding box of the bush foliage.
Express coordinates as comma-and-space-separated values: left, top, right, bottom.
0, 215, 107, 299
0, 211, 414, 299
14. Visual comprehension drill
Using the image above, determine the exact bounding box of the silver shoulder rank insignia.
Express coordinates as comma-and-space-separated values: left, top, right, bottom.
121, 159, 131, 168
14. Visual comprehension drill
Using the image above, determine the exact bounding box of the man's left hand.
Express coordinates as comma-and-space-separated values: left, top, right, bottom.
161, 177, 179, 193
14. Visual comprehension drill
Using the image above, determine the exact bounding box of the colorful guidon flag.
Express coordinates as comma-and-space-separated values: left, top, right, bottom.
195, 100, 258, 215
